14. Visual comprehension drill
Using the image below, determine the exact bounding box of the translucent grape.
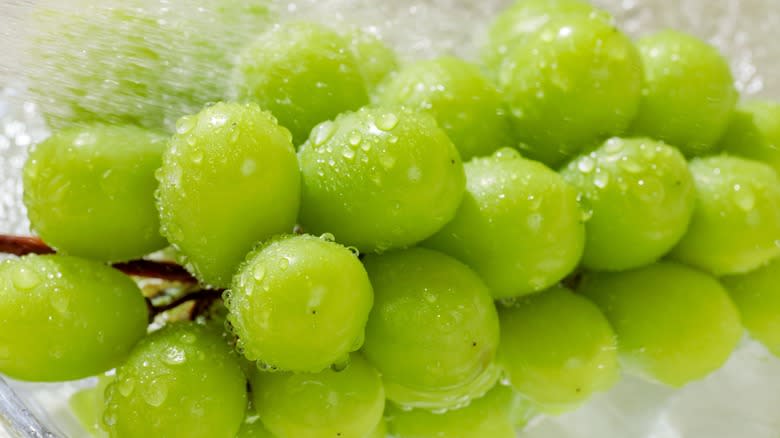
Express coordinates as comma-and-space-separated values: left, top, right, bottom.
718, 100, 780, 174
482, 0, 613, 71
629, 30, 738, 157
560, 137, 696, 271
346, 28, 399, 91
579, 262, 742, 387
251, 353, 384, 438
23, 124, 167, 262
0, 254, 147, 382
103, 322, 247, 438
361, 248, 500, 409
386, 384, 517, 438
298, 107, 465, 253
156, 102, 300, 287
496, 286, 618, 410
375, 56, 513, 160
232, 22, 369, 145
497, 15, 642, 166
669, 155, 780, 275
425, 147, 584, 298
226, 234, 373, 373
28, 0, 273, 130
721, 257, 780, 357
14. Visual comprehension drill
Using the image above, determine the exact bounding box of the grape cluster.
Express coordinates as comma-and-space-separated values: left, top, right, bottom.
4, 0, 780, 437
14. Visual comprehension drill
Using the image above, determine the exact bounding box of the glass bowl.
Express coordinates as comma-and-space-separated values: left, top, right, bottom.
0, 0, 778, 437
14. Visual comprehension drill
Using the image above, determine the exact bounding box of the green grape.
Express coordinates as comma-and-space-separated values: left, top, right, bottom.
251, 353, 384, 438
236, 417, 276, 438
669, 155, 780, 275
346, 29, 399, 91
298, 107, 465, 253
29, 0, 272, 130
367, 418, 387, 438
629, 30, 738, 157
579, 262, 742, 387
226, 234, 373, 373
70, 376, 112, 438
560, 137, 696, 271
23, 124, 167, 262
232, 22, 369, 145
425, 147, 584, 298
374, 56, 513, 160
498, 15, 642, 166
0, 254, 147, 382
157, 102, 300, 287
482, 0, 613, 71
361, 248, 500, 410
103, 322, 247, 438
496, 286, 618, 410
386, 384, 516, 438
721, 257, 780, 356
718, 101, 780, 174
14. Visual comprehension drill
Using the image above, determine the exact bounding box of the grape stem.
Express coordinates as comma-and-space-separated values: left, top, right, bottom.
0, 234, 197, 283
147, 289, 224, 320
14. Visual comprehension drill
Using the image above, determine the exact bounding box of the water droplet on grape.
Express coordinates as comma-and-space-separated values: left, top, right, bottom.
253, 264, 266, 281
593, 172, 610, 189
118, 377, 135, 397
331, 356, 351, 372
176, 116, 196, 134
12, 267, 40, 290
312, 121, 336, 146
143, 379, 169, 407
164, 346, 186, 365
733, 184, 756, 211
376, 113, 399, 131
577, 156, 595, 173
320, 233, 336, 242
278, 257, 290, 270
348, 131, 362, 147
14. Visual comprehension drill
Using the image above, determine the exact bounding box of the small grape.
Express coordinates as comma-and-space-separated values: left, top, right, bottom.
298, 107, 465, 253
560, 137, 696, 271
669, 155, 780, 275
425, 147, 584, 298
0, 254, 147, 382
361, 248, 500, 410
251, 353, 384, 438
29, 0, 273, 130
482, 0, 613, 71
629, 30, 738, 157
375, 56, 513, 160
156, 102, 300, 287
386, 384, 517, 438
579, 262, 742, 387
345, 28, 399, 90
232, 22, 369, 145
23, 124, 167, 262
718, 100, 780, 174
226, 234, 373, 373
103, 322, 247, 438
496, 286, 619, 410
721, 257, 780, 357
498, 15, 642, 166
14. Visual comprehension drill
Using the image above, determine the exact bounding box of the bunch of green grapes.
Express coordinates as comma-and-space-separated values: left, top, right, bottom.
5, 1, 780, 437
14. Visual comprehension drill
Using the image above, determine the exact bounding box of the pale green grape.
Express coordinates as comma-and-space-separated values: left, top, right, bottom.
386, 384, 516, 438
346, 29, 399, 90
298, 107, 465, 253
375, 56, 513, 160
69, 376, 112, 438
718, 100, 780, 174
232, 22, 369, 144
0, 254, 147, 382
367, 418, 387, 438
579, 262, 742, 387
23, 124, 167, 262
226, 234, 373, 373
425, 147, 584, 298
629, 30, 738, 157
361, 248, 500, 410
103, 322, 247, 438
670, 155, 780, 275
498, 15, 642, 166
482, 0, 612, 70
560, 137, 696, 271
156, 102, 300, 287
722, 257, 780, 357
251, 353, 384, 438
29, 0, 273, 130
496, 286, 618, 410
236, 417, 275, 438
